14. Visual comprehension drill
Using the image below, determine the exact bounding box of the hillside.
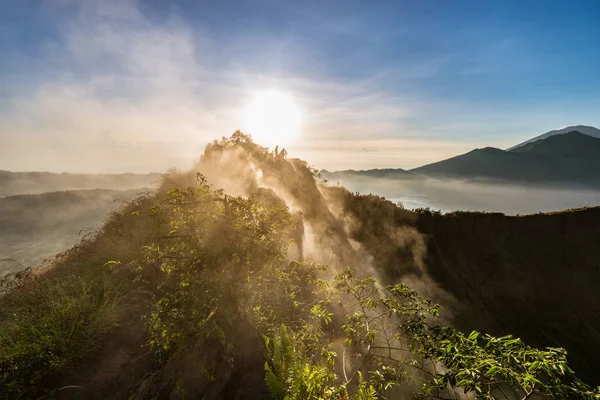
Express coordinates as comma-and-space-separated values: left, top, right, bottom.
0, 171, 160, 198
410, 131, 600, 186
324, 185, 600, 386
0, 133, 598, 399
0, 188, 148, 275
416, 207, 600, 386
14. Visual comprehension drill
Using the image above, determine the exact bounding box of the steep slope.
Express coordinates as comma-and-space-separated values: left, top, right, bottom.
0, 170, 160, 197
508, 125, 600, 150
410, 131, 600, 186
416, 208, 600, 386
325, 184, 600, 386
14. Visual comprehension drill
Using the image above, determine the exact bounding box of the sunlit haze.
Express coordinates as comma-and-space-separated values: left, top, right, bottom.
244, 90, 301, 148
1, 0, 599, 172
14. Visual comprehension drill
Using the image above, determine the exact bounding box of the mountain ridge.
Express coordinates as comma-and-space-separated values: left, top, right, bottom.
325, 130, 600, 188
410, 130, 600, 185
1, 133, 599, 398
507, 125, 600, 150
0, 170, 161, 198
320, 167, 414, 181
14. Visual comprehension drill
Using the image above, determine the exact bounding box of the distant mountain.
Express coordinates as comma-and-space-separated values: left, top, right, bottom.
0, 170, 161, 197
321, 168, 413, 180
410, 131, 600, 186
510, 130, 600, 158
508, 125, 600, 150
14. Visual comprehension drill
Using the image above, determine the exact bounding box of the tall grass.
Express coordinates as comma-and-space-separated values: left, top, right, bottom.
0, 272, 123, 396
0, 192, 158, 397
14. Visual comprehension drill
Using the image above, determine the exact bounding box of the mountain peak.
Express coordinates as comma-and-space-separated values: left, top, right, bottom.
508, 125, 600, 150
473, 146, 506, 154
509, 130, 600, 157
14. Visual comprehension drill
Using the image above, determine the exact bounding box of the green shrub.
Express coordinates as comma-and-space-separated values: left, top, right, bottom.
0, 194, 156, 397
0, 273, 122, 396
262, 269, 600, 399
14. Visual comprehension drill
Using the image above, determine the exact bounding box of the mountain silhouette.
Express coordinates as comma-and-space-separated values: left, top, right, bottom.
507, 125, 600, 151
410, 131, 600, 186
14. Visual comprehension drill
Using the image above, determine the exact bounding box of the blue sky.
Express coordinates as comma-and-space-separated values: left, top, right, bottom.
1, 0, 599, 172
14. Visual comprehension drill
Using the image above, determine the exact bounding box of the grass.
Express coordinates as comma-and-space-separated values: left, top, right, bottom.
0, 273, 122, 395
0, 192, 158, 397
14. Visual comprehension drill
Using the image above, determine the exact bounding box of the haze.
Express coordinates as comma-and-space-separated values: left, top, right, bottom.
2, 0, 600, 173
328, 175, 600, 215
2, 3, 600, 397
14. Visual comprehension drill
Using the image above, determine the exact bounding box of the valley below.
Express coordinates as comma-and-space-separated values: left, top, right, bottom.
0, 188, 152, 275
322, 172, 600, 214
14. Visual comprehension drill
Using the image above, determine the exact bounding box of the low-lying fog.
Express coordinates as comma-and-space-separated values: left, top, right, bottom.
3, 172, 599, 277
328, 176, 600, 215
0, 188, 147, 276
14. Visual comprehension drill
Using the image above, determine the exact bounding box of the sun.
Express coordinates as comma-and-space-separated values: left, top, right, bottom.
243, 89, 301, 148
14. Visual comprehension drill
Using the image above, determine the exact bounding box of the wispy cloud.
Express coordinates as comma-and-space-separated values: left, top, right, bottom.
1, 0, 598, 173
0, 0, 444, 172
1, 0, 239, 172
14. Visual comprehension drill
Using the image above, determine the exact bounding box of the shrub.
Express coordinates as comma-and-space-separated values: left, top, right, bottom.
0, 273, 122, 396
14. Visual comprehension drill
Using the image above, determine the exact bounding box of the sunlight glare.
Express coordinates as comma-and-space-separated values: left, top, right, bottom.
243, 89, 301, 148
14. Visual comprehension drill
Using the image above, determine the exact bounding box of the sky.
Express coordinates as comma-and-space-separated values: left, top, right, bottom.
1, 0, 599, 173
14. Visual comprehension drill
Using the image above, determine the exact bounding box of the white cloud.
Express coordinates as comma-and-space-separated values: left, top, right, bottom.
1, 0, 243, 172
1, 0, 549, 173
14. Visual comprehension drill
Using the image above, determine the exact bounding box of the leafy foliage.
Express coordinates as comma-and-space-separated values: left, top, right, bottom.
1, 133, 599, 399
264, 324, 342, 400
263, 269, 600, 399
0, 193, 156, 397
139, 174, 296, 361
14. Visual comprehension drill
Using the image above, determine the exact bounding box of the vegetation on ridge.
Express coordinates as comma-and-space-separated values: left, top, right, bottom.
0, 133, 598, 399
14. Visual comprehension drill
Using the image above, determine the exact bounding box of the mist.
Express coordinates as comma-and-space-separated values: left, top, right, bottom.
0, 187, 152, 275
5, 0, 583, 175
1, 134, 599, 398
0, 171, 160, 198
325, 174, 600, 215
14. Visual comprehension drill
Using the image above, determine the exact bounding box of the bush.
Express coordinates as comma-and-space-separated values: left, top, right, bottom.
0, 272, 122, 396
0, 194, 156, 397
262, 269, 600, 399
